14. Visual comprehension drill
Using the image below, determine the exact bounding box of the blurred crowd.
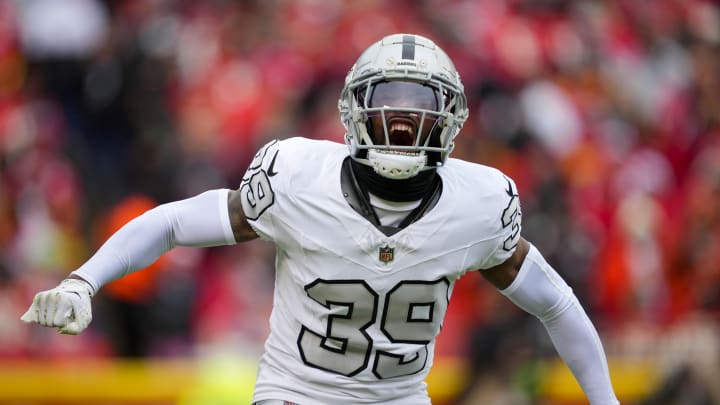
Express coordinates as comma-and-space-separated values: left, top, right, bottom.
1, 0, 720, 403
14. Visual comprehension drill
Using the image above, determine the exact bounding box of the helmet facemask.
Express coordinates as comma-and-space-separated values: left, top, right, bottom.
339, 34, 468, 180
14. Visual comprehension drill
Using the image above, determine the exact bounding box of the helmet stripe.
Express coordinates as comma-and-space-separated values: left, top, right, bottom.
401, 34, 415, 60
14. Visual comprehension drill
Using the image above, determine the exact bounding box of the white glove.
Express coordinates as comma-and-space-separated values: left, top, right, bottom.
21, 278, 95, 335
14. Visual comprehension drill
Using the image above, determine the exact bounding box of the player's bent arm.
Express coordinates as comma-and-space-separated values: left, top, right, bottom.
481, 237, 620, 405
227, 188, 260, 242
481, 237, 529, 289
21, 189, 254, 334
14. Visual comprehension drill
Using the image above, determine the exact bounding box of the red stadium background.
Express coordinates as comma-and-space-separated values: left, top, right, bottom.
1, 0, 719, 403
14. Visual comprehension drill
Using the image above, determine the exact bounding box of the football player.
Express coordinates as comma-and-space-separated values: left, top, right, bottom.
22, 34, 619, 404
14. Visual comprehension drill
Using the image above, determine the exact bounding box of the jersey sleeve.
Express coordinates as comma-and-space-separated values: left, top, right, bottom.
237, 139, 285, 242
473, 172, 522, 270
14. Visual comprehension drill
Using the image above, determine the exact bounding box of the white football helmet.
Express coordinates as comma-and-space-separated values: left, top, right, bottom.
339, 33, 469, 179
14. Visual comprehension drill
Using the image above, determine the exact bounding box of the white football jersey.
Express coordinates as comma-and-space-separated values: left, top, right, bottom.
239, 137, 521, 404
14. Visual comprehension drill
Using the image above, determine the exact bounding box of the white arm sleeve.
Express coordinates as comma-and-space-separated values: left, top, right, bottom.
500, 244, 619, 405
72, 189, 236, 293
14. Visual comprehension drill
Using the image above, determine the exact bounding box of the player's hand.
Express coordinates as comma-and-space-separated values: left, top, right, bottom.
21, 278, 95, 335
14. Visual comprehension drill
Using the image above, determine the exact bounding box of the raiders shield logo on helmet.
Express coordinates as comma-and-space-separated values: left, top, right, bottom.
379, 245, 394, 263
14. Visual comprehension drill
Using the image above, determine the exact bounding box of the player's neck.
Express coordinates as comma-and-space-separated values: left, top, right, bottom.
350, 159, 436, 202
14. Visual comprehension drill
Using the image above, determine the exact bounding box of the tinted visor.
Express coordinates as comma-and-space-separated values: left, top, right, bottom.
369, 81, 439, 111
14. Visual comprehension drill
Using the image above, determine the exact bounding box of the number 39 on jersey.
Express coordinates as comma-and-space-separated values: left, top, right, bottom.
298, 278, 450, 380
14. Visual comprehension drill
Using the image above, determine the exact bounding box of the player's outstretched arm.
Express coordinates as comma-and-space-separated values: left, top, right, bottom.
482, 237, 620, 405
21, 188, 258, 335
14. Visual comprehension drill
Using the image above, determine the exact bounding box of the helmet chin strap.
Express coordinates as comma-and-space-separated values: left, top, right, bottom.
368, 150, 427, 180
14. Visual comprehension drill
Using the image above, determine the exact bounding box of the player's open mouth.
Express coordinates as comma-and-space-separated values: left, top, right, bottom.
388, 121, 416, 146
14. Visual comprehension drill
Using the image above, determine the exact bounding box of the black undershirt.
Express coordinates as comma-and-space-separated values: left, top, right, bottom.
342, 158, 443, 235
349, 159, 437, 202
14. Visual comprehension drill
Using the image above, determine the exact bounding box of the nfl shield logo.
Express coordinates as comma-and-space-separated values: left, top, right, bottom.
379, 245, 394, 263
